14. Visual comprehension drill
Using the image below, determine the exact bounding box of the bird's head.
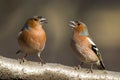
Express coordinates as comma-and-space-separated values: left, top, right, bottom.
69, 21, 89, 36
26, 16, 47, 28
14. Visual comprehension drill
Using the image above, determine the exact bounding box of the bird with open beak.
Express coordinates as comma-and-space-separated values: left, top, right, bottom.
69, 21, 105, 72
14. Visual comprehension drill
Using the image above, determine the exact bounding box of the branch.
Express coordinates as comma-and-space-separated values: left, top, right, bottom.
0, 56, 119, 80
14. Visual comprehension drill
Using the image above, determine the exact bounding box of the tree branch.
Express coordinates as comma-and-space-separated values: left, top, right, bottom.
0, 56, 119, 80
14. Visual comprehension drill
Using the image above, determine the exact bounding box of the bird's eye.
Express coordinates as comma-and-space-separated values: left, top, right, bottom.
77, 23, 80, 25
75, 21, 80, 26
34, 19, 38, 21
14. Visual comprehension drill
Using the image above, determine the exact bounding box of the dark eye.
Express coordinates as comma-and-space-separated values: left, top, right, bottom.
77, 23, 80, 25
34, 18, 38, 21
75, 21, 80, 25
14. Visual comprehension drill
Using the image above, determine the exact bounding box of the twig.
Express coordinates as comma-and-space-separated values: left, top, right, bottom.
0, 56, 119, 80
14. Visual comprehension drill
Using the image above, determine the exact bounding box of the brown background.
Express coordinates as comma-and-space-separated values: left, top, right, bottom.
0, 0, 120, 72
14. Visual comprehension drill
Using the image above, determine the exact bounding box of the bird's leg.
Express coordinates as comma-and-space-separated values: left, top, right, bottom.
16, 50, 21, 54
22, 54, 27, 62
38, 52, 45, 65
78, 62, 84, 69
19, 54, 27, 64
87, 64, 93, 73
75, 62, 83, 70
77, 65, 81, 69
90, 64, 93, 73
16, 50, 23, 63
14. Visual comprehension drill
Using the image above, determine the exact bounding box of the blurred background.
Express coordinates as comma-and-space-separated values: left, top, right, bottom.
0, 0, 120, 72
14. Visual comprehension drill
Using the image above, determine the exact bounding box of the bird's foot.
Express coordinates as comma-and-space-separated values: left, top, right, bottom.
39, 59, 46, 66
86, 69, 93, 73
18, 58, 27, 64
74, 65, 81, 70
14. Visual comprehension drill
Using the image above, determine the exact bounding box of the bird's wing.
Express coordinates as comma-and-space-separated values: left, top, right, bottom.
87, 37, 105, 69
18, 24, 30, 37
87, 37, 103, 61
21, 23, 30, 31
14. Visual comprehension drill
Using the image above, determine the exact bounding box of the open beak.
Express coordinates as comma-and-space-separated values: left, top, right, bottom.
69, 21, 76, 28
40, 17, 47, 23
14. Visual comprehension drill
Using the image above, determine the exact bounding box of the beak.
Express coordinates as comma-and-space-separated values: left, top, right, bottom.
37, 16, 47, 24
69, 21, 76, 28
40, 18, 47, 23
33, 16, 47, 23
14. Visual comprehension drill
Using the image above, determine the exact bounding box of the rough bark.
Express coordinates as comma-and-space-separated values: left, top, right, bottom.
0, 56, 119, 80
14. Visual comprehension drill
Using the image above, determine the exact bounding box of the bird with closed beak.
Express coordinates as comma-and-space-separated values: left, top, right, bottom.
16, 16, 47, 65
69, 21, 105, 72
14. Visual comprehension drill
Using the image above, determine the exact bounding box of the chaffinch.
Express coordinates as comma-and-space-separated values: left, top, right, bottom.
16, 16, 47, 64
69, 21, 105, 72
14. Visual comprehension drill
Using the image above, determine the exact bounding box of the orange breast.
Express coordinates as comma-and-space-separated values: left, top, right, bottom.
18, 27, 46, 53
73, 31, 91, 48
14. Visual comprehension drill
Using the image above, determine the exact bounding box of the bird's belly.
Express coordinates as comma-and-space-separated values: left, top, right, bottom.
20, 45, 39, 54
18, 30, 46, 54
76, 44, 98, 64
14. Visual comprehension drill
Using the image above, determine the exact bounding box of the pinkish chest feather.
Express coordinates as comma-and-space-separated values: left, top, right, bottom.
73, 33, 90, 47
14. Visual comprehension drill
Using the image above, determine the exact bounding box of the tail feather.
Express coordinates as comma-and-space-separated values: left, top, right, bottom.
97, 61, 105, 70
